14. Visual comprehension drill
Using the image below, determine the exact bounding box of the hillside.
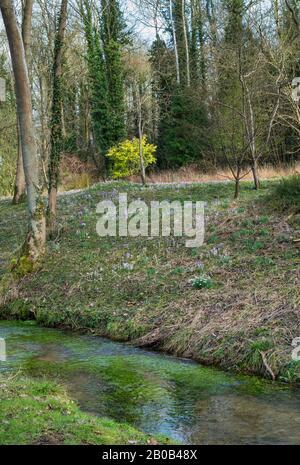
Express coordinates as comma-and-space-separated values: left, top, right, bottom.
1, 179, 299, 383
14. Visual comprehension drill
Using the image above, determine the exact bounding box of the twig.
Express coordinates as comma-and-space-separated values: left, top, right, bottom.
260, 351, 276, 380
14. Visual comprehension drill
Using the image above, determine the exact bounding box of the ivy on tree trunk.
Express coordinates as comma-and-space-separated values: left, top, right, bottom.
48, 0, 68, 227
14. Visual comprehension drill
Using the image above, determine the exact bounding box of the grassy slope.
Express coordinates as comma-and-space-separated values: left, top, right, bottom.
0, 374, 169, 445
0, 179, 300, 382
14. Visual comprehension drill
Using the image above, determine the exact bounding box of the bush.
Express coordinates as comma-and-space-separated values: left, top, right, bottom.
267, 174, 300, 213
107, 136, 157, 179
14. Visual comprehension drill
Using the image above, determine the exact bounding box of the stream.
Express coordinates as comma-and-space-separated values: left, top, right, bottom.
1, 321, 300, 445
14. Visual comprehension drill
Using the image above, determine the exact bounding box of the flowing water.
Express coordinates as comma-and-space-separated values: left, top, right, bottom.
1, 321, 300, 445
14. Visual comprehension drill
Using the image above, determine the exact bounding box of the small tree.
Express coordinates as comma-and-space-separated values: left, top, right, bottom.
211, 102, 252, 199
125, 51, 156, 184
107, 137, 157, 179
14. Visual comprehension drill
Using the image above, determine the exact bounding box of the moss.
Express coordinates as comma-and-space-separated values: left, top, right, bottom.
0, 374, 171, 445
17, 256, 34, 275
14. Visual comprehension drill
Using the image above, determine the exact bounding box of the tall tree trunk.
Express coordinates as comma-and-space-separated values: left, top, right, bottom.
48, 0, 68, 228
197, 1, 206, 84
206, 0, 217, 46
182, 0, 190, 87
12, 0, 33, 205
170, 0, 180, 85
190, 0, 206, 84
22, 0, 34, 67
244, 79, 261, 190
1, 0, 46, 260
138, 106, 146, 186
13, 121, 26, 204
274, 0, 281, 38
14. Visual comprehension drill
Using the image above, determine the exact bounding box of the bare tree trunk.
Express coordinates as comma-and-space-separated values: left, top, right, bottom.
12, 0, 33, 205
12, 121, 26, 204
138, 98, 146, 185
251, 159, 260, 190
48, 0, 68, 229
170, 0, 180, 85
22, 0, 34, 66
1, 0, 46, 260
234, 178, 240, 199
182, 0, 190, 87
234, 166, 241, 199
206, 0, 217, 46
273, 0, 281, 38
246, 85, 260, 190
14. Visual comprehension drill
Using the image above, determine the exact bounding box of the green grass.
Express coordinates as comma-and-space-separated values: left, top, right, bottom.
0, 374, 171, 445
0, 178, 299, 382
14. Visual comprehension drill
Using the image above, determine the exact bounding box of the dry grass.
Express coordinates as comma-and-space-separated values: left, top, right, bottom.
60, 155, 98, 192
129, 163, 300, 184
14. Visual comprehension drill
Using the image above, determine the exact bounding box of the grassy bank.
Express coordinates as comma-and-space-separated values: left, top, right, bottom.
0, 374, 169, 445
0, 178, 299, 383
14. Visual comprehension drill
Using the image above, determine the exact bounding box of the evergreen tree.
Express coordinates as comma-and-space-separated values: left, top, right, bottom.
219, 0, 244, 98
80, 0, 110, 171
224, 0, 244, 44
190, 0, 206, 84
80, 0, 126, 173
173, 0, 190, 87
101, 0, 126, 146
158, 86, 209, 167
150, 5, 209, 168
217, 0, 245, 142
279, 0, 300, 161
149, 37, 176, 166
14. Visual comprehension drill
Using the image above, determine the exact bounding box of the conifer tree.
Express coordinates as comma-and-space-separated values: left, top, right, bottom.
80, 0, 126, 174
101, 0, 126, 146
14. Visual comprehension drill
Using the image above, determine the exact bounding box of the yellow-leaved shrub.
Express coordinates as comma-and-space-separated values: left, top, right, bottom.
107, 137, 157, 179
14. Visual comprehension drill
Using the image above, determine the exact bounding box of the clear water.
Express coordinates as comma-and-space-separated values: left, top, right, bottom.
1, 321, 300, 445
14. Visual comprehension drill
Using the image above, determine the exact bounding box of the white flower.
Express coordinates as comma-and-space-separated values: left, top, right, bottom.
122, 262, 134, 271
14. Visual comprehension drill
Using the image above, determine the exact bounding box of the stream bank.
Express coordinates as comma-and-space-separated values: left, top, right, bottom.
1, 321, 300, 445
